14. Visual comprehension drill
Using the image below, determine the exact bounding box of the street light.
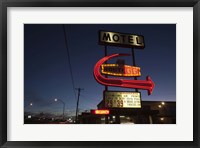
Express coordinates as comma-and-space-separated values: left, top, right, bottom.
25, 102, 33, 108
54, 98, 65, 120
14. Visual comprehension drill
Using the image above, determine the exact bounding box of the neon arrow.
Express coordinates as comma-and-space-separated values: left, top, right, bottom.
93, 53, 155, 95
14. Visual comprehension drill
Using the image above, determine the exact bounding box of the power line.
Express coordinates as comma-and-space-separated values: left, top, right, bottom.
62, 24, 76, 101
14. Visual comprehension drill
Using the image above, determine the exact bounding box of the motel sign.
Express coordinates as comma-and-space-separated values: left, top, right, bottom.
99, 31, 145, 48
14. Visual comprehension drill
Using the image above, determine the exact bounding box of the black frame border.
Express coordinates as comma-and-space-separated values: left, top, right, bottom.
0, 0, 199, 148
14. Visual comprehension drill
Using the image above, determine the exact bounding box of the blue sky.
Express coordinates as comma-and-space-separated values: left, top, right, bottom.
24, 24, 176, 115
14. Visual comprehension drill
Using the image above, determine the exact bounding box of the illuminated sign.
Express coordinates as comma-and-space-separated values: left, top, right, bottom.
93, 53, 155, 95
99, 31, 145, 48
91, 110, 110, 115
104, 91, 141, 108
101, 64, 141, 77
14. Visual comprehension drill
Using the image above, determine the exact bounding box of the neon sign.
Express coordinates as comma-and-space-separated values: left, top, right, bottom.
93, 53, 155, 95
91, 110, 110, 115
101, 64, 141, 77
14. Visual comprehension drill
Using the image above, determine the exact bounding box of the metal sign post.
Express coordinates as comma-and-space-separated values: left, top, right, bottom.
131, 47, 138, 92
104, 45, 108, 123
104, 45, 108, 91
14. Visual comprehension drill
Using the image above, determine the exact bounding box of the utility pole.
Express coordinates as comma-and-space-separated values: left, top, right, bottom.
75, 88, 84, 123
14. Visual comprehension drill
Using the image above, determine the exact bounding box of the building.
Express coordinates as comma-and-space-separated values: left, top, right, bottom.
78, 101, 176, 124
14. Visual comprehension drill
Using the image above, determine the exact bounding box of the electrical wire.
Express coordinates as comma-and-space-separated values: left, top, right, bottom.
62, 24, 77, 101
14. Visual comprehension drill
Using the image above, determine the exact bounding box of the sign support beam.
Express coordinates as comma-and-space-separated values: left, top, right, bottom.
104, 45, 109, 124
104, 45, 108, 91
132, 47, 138, 92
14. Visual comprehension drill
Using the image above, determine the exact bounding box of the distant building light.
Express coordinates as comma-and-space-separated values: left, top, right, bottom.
161, 102, 165, 105
158, 105, 162, 108
28, 115, 31, 119
101, 117, 105, 121
160, 117, 164, 121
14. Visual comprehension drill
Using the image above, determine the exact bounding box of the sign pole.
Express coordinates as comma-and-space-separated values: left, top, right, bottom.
104, 45, 109, 124
132, 47, 140, 124
131, 47, 138, 92
104, 45, 108, 91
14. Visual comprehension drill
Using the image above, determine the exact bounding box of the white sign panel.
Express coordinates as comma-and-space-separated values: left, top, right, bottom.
104, 91, 141, 108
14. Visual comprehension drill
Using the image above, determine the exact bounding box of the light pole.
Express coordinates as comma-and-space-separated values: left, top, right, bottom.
24, 102, 33, 119
54, 98, 65, 120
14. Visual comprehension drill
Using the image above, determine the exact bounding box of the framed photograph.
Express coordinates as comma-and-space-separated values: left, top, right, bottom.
0, 0, 199, 148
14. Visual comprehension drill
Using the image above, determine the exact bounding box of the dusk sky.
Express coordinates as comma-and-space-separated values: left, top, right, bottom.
24, 24, 176, 116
